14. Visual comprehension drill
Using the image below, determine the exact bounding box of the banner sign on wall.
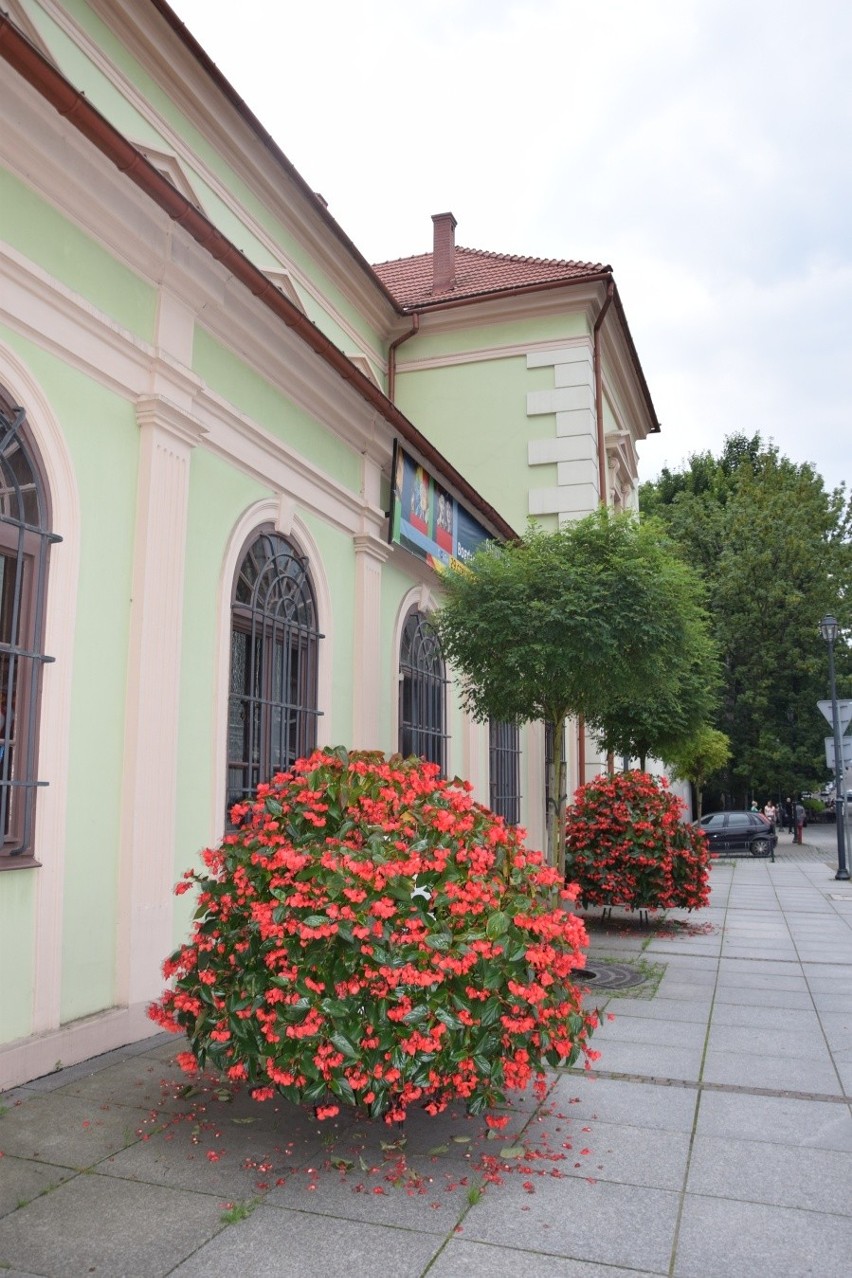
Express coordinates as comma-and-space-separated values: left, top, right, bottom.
388, 440, 494, 570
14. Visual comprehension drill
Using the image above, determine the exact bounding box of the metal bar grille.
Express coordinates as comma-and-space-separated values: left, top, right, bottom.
0, 402, 59, 860
399, 610, 448, 773
226, 532, 323, 815
489, 719, 521, 825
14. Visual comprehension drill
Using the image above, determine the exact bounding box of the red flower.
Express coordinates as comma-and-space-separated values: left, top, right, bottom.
149, 748, 597, 1123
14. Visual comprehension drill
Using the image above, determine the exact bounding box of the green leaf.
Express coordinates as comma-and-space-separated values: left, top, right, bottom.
500, 1145, 525, 1159
330, 1032, 359, 1059
485, 911, 510, 939
423, 932, 453, 952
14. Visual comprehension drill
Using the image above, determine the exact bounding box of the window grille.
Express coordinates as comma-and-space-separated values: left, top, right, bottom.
226, 531, 322, 816
399, 610, 448, 772
489, 719, 521, 825
0, 396, 58, 861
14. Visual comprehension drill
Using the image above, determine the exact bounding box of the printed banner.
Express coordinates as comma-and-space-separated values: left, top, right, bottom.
389, 441, 493, 569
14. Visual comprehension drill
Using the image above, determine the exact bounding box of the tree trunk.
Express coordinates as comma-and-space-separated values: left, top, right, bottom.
546, 713, 569, 879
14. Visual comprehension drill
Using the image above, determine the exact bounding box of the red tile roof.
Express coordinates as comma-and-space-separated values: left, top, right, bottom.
372, 246, 611, 308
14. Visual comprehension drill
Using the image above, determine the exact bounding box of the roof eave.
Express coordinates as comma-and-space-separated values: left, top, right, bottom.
0, 13, 517, 542
396, 273, 661, 436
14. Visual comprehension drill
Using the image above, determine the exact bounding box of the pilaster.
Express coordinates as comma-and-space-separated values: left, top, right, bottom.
116, 395, 206, 1009
352, 532, 390, 750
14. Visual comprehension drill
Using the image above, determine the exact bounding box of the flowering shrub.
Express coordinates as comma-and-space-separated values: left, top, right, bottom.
564, 770, 710, 912
150, 748, 597, 1123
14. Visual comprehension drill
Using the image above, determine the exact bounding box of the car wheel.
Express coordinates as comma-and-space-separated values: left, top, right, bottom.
750, 837, 771, 858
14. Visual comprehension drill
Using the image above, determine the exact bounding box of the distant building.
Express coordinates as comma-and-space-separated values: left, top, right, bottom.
0, 0, 659, 1087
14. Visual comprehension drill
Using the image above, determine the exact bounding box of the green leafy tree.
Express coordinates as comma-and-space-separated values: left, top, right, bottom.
591, 525, 720, 769
433, 509, 718, 875
641, 435, 852, 804
667, 726, 731, 817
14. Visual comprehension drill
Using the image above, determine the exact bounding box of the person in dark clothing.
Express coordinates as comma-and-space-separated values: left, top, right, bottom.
785, 797, 795, 834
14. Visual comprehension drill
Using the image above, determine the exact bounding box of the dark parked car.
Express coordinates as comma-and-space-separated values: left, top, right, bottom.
694, 811, 777, 860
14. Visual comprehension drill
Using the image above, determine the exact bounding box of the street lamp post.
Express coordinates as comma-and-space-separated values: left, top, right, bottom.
819, 614, 849, 881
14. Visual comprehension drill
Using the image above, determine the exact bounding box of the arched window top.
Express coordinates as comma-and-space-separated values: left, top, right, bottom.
226, 529, 322, 817
0, 393, 58, 863
400, 609, 444, 679
0, 401, 51, 535
233, 530, 316, 627
399, 608, 447, 772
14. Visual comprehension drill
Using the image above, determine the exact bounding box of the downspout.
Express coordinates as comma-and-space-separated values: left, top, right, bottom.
387, 314, 419, 404
593, 278, 614, 507
578, 279, 614, 789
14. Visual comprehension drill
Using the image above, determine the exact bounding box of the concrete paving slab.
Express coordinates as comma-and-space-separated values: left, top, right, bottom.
590, 1015, 707, 1049
822, 1011, 852, 1050
701, 1047, 841, 1096
712, 985, 815, 1010
261, 1151, 470, 1231
551, 1075, 698, 1133
709, 1002, 820, 1032
427, 1238, 667, 1278
695, 1088, 852, 1151
49, 1053, 188, 1110
656, 966, 717, 986
635, 983, 714, 1005
809, 992, 852, 1015
0, 1154, 74, 1219
462, 1174, 680, 1273
599, 996, 709, 1023
169, 1202, 444, 1277
704, 1022, 826, 1060
0, 1090, 143, 1167
686, 1132, 852, 1210
554, 1117, 691, 1191
0, 1171, 224, 1277
587, 1041, 704, 1083
674, 1193, 852, 1278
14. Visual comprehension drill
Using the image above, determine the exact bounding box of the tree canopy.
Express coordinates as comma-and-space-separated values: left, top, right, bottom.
433, 509, 718, 871
640, 434, 852, 805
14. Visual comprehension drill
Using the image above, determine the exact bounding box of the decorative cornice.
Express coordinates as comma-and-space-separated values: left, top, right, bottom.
353, 532, 391, 564
134, 393, 207, 448
397, 334, 589, 374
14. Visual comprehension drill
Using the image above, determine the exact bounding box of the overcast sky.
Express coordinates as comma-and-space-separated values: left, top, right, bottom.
169, 0, 852, 490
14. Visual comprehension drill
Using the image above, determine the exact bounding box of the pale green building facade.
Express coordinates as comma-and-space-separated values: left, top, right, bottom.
0, 0, 658, 1087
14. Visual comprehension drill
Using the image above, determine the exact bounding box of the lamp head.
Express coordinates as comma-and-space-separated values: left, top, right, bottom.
820, 614, 838, 644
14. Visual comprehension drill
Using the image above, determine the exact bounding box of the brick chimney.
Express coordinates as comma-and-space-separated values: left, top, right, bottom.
431, 212, 457, 293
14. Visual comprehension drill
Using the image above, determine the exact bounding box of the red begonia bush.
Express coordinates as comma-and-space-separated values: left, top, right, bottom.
564, 770, 710, 912
150, 748, 597, 1123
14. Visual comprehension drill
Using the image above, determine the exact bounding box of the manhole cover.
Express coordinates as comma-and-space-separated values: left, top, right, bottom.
574, 963, 646, 990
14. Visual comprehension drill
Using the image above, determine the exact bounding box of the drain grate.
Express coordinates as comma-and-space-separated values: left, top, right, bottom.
575, 962, 647, 990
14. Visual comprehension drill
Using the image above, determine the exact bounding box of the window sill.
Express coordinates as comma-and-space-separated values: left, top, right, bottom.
0, 855, 42, 871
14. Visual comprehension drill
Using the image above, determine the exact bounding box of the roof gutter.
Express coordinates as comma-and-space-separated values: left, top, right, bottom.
593, 279, 615, 505
0, 15, 516, 544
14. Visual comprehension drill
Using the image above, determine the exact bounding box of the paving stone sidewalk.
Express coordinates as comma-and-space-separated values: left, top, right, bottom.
2, 836, 851, 1277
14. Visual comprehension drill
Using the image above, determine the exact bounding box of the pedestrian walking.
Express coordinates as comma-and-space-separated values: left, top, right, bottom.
795, 799, 805, 844
785, 796, 795, 834
763, 800, 777, 830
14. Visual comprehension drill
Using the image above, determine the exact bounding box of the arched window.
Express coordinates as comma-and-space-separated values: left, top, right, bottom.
0, 392, 58, 862
226, 530, 322, 815
489, 719, 521, 825
399, 609, 447, 771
